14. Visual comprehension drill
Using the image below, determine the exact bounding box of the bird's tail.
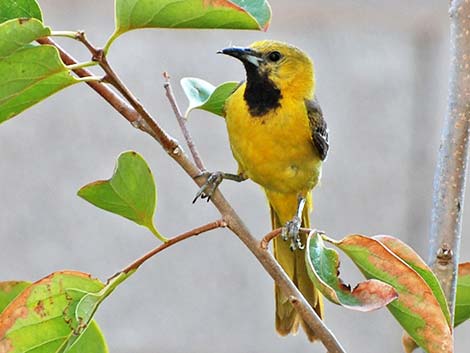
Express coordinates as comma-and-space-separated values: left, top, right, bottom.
270, 192, 324, 342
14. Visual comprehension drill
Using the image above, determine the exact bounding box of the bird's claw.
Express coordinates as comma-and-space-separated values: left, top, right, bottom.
281, 216, 304, 251
193, 171, 225, 203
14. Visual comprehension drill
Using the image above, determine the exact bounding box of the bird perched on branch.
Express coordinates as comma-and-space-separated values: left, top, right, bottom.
194, 40, 328, 341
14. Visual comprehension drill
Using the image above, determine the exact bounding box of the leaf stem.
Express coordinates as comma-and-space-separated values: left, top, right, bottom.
103, 30, 120, 55
49, 31, 79, 38
163, 72, 206, 171
67, 61, 99, 70
76, 76, 104, 83
120, 219, 227, 274
149, 223, 168, 243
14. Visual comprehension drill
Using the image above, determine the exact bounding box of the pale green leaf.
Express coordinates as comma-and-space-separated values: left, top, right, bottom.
181, 77, 238, 117
78, 151, 166, 242
305, 231, 397, 311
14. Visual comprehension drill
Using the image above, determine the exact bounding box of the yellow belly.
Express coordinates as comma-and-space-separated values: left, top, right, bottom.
225, 85, 322, 196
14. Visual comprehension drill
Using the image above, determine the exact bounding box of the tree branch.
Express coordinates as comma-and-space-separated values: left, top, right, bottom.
163, 72, 206, 171
428, 0, 470, 325
37, 35, 346, 353
120, 219, 227, 274
36, 37, 140, 125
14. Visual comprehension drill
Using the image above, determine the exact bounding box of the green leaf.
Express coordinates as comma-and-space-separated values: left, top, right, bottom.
69, 321, 108, 353
0, 274, 110, 353
0, 45, 79, 124
305, 231, 397, 311
333, 234, 452, 353
69, 271, 133, 335
106, 0, 271, 51
181, 78, 238, 118
0, 0, 43, 24
455, 262, 470, 327
0, 18, 50, 58
374, 235, 451, 327
0, 17, 78, 124
78, 151, 167, 242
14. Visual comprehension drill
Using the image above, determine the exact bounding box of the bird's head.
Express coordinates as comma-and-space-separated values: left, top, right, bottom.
219, 40, 315, 98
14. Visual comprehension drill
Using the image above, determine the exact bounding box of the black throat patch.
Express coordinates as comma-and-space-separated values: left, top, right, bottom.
243, 64, 282, 117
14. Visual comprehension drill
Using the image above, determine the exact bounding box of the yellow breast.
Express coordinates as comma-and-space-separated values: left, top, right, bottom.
224, 84, 322, 194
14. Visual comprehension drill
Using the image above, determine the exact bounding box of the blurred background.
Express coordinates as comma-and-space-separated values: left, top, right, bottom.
1, 0, 467, 352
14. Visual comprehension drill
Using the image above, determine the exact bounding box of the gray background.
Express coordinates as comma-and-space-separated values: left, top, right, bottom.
1, 0, 468, 352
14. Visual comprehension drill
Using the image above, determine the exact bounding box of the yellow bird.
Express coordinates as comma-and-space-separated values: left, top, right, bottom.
195, 40, 328, 341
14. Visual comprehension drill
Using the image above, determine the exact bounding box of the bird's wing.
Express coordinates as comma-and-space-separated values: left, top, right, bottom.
305, 97, 329, 161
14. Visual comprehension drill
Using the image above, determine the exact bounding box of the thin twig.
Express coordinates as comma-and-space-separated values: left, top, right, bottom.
38, 36, 346, 353
260, 228, 282, 250
428, 0, 470, 325
163, 72, 206, 171
260, 227, 312, 250
74, 31, 102, 60
36, 37, 140, 126
73, 32, 180, 154
121, 219, 227, 274
102, 55, 181, 152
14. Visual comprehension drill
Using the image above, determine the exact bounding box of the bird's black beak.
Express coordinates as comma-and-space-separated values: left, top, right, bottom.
218, 46, 263, 67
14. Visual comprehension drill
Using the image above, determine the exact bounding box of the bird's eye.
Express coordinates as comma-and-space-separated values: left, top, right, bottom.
268, 51, 282, 62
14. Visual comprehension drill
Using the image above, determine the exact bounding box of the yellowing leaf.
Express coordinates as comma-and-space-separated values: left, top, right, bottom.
0, 273, 109, 353
374, 235, 451, 327
333, 234, 452, 353
0, 281, 30, 312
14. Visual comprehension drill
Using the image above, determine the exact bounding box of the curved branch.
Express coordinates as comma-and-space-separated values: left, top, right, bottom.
120, 219, 227, 275
259, 227, 312, 249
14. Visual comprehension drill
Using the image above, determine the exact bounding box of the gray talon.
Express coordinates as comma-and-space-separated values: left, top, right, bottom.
193, 171, 224, 203
282, 216, 303, 251
281, 227, 289, 241
296, 236, 305, 250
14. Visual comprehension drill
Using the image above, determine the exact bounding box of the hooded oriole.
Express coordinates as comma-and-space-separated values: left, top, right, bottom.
195, 40, 328, 341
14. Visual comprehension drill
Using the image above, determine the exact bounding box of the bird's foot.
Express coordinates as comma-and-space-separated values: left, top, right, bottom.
193, 171, 247, 203
281, 216, 304, 251
193, 171, 225, 203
